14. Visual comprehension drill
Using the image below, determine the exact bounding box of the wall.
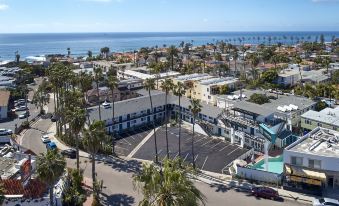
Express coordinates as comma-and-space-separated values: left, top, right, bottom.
236, 166, 281, 184
284, 149, 339, 172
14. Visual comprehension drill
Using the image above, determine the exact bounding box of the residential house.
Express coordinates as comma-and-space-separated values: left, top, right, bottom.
301, 107, 339, 132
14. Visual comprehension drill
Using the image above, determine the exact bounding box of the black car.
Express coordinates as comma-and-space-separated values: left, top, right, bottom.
61, 149, 76, 158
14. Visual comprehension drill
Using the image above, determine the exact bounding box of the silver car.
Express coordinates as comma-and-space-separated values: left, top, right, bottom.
313, 198, 339, 206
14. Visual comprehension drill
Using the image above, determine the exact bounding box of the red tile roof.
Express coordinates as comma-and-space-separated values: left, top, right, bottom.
0, 179, 47, 198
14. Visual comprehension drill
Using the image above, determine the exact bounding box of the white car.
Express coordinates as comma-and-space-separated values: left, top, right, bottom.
313, 198, 339, 206
102, 101, 111, 109
41, 135, 51, 143
6, 129, 13, 135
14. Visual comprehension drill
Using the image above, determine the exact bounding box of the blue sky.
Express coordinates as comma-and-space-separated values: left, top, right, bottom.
0, 0, 339, 33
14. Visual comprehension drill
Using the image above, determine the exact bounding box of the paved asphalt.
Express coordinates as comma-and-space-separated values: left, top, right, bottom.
67, 157, 309, 206
0, 78, 44, 132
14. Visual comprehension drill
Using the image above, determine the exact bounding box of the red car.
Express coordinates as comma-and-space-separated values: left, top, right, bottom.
251, 187, 279, 200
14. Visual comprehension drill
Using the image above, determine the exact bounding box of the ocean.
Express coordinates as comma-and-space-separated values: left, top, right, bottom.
0, 31, 338, 61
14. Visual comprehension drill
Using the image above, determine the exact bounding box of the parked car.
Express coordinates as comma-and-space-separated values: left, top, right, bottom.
313, 198, 339, 206
6, 129, 13, 135
15, 106, 28, 111
0, 129, 9, 136
61, 148, 76, 159
46, 142, 57, 150
41, 135, 51, 143
18, 111, 30, 119
251, 187, 279, 200
102, 101, 111, 109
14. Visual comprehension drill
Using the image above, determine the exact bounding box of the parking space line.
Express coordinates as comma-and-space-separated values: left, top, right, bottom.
219, 144, 231, 152
200, 139, 214, 147
183, 153, 189, 161
194, 137, 205, 144
115, 146, 129, 151
123, 138, 132, 146
174, 152, 179, 159
227, 148, 239, 156
194, 154, 199, 162
201, 156, 208, 170
210, 141, 223, 149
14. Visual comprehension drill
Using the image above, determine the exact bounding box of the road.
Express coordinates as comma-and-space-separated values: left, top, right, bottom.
0, 77, 44, 132
67, 157, 309, 206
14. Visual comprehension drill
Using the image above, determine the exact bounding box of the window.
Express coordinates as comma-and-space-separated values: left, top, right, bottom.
305, 120, 312, 125
207, 88, 209, 92
309, 159, 321, 169
291, 156, 303, 166
208, 96, 211, 99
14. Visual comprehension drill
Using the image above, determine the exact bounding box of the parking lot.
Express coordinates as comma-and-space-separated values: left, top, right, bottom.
115, 125, 249, 174
114, 125, 154, 157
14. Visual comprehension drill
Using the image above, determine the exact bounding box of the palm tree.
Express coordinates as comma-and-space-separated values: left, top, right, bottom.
78, 71, 93, 123
150, 63, 162, 89
83, 120, 109, 195
107, 72, 118, 154
233, 49, 239, 76
144, 78, 159, 163
100, 47, 110, 59
133, 158, 206, 206
188, 98, 202, 169
37, 150, 66, 206
294, 56, 303, 85
160, 78, 174, 158
87, 50, 93, 58
173, 82, 186, 158
249, 54, 259, 79
67, 47, 71, 57
94, 67, 104, 120
322, 56, 332, 75
67, 106, 86, 170
167, 45, 178, 71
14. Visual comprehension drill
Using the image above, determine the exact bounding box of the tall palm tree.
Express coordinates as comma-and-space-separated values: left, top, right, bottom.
37, 150, 66, 206
160, 78, 174, 158
83, 120, 109, 194
78, 71, 93, 123
107, 72, 118, 154
233, 49, 239, 76
94, 67, 104, 120
249, 53, 260, 80
173, 82, 186, 158
150, 63, 162, 89
188, 98, 202, 169
133, 158, 206, 206
67, 47, 71, 57
144, 78, 159, 163
294, 56, 303, 85
67, 106, 86, 170
167, 45, 178, 71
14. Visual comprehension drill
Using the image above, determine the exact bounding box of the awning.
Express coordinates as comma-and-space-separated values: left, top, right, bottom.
289, 175, 322, 186
285, 165, 326, 181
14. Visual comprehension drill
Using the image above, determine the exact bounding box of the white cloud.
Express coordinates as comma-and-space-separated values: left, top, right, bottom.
0, 4, 9, 11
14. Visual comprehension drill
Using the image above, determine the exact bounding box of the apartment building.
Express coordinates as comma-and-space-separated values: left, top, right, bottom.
284, 127, 339, 195
173, 73, 240, 105
216, 89, 316, 151
301, 107, 339, 132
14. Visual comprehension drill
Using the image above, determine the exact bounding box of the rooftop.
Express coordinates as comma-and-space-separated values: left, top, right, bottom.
301, 107, 339, 127
220, 89, 316, 117
0, 157, 17, 179
199, 77, 239, 86
175, 73, 212, 81
121, 69, 180, 80
287, 127, 339, 158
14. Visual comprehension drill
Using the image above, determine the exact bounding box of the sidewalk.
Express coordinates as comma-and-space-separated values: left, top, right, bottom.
197, 170, 315, 204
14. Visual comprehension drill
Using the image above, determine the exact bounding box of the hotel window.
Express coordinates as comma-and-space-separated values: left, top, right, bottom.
308, 159, 321, 169
291, 156, 303, 166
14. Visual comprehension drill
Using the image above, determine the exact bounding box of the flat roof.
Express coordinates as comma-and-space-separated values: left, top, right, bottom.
89, 89, 223, 121
122, 70, 180, 80
199, 77, 239, 86
287, 127, 339, 158
175, 73, 211, 81
0, 157, 17, 178
224, 89, 316, 116
301, 107, 339, 127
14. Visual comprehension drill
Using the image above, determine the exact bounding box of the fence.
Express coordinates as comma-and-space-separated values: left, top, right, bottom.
236, 165, 282, 184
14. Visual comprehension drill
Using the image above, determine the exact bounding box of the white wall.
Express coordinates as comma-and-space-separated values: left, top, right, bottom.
284, 150, 339, 172
236, 166, 281, 184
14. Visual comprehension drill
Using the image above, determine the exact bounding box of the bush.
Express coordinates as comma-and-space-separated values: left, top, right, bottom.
249, 93, 270, 105
21, 121, 30, 129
